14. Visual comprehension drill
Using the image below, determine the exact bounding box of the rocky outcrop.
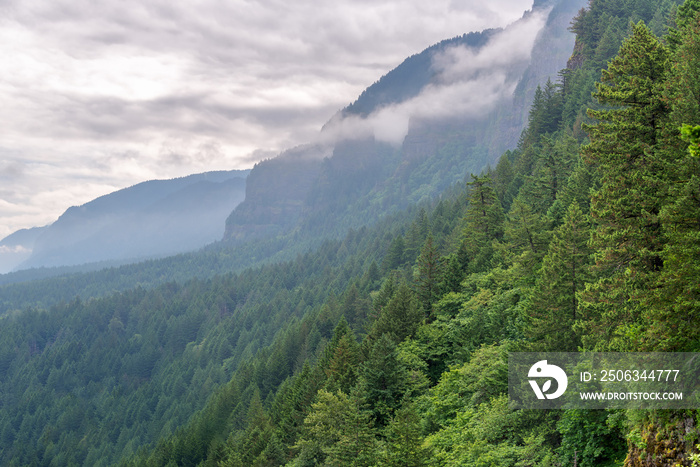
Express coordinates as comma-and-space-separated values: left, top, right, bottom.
223, 146, 326, 241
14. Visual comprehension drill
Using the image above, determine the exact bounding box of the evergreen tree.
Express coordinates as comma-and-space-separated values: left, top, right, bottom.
339, 284, 367, 328
372, 271, 399, 319
527, 202, 592, 351
460, 174, 504, 273
642, 15, 700, 350
372, 282, 423, 344
290, 389, 377, 467
493, 152, 517, 212
358, 335, 407, 427
381, 401, 431, 467
503, 194, 551, 278
324, 332, 361, 394
578, 21, 669, 350
382, 236, 406, 272
413, 234, 444, 317
404, 208, 430, 263
668, 0, 700, 49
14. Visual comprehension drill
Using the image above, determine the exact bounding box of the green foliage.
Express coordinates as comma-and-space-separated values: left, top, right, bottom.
358, 335, 413, 427
289, 389, 377, 467
413, 234, 444, 317
556, 410, 626, 467
638, 13, 700, 351
371, 282, 423, 344
380, 401, 431, 467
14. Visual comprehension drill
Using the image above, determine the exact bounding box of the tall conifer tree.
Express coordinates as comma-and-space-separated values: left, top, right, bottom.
528, 203, 591, 351
459, 174, 504, 273
414, 234, 444, 317
644, 13, 700, 351
578, 21, 669, 350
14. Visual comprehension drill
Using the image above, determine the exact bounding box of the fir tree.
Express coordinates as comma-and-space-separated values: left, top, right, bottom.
372, 282, 423, 343
643, 15, 700, 351
460, 174, 504, 273
503, 194, 551, 278
324, 332, 361, 394
290, 390, 377, 467
381, 401, 431, 467
528, 202, 592, 351
578, 21, 669, 350
359, 335, 408, 427
413, 234, 444, 317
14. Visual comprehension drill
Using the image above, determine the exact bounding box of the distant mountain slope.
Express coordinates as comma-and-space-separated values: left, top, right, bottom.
224, 0, 586, 244
13, 170, 249, 270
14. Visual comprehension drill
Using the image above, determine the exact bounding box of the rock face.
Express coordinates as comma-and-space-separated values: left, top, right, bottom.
223, 146, 326, 241
625, 416, 698, 467
222, 0, 586, 244
16, 170, 249, 270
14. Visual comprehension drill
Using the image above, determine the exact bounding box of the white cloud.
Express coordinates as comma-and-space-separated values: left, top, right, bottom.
319, 7, 549, 146
0, 245, 31, 254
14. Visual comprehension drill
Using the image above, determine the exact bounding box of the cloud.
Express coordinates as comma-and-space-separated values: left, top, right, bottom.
0, 245, 31, 254
319, 7, 549, 146
0, 0, 534, 236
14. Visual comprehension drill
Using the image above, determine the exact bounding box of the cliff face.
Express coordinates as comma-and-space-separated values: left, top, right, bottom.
223, 146, 325, 241
625, 416, 699, 467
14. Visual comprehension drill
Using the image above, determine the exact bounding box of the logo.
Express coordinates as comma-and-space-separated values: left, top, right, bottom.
528, 360, 568, 400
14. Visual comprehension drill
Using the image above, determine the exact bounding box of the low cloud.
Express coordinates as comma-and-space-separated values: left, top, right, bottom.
319, 7, 549, 146
0, 245, 31, 254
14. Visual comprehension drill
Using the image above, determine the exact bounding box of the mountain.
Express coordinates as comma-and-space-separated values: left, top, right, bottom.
223, 0, 586, 244
12, 170, 249, 271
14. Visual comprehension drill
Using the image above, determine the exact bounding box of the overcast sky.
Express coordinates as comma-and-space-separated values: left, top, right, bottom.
0, 0, 534, 239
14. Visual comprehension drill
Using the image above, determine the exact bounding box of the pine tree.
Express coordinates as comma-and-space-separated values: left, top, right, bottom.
528, 203, 592, 351
324, 332, 361, 394
381, 401, 431, 467
382, 236, 406, 272
413, 234, 444, 317
493, 153, 517, 212
290, 389, 377, 467
372, 282, 423, 343
578, 21, 669, 351
642, 15, 700, 351
668, 0, 700, 50
503, 195, 551, 279
460, 174, 505, 273
359, 335, 407, 427
404, 208, 430, 263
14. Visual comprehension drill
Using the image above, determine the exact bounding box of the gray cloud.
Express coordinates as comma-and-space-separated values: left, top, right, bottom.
0, 0, 534, 239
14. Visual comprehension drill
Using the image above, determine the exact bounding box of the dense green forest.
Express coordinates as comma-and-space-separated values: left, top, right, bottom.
1, 0, 700, 465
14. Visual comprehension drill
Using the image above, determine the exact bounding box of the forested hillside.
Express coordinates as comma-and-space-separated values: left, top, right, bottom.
122, 0, 699, 465
1, 0, 699, 465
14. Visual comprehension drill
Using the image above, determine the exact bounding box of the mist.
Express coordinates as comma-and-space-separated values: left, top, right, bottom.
318, 7, 550, 146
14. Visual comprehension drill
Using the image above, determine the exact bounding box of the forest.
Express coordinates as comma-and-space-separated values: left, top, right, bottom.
0, 0, 699, 465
